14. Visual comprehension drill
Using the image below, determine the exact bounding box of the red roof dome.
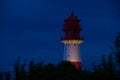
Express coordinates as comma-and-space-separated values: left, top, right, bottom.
65, 12, 79, 21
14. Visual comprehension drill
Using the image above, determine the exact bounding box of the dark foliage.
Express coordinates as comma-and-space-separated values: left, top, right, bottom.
0, 72, 3, 80
111, 32, 120, 71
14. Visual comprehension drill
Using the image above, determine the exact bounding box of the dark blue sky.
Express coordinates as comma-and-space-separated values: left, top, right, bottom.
0, 0, 120, 71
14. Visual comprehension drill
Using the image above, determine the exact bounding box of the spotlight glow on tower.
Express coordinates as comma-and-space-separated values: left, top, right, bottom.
61, 12, 84, 69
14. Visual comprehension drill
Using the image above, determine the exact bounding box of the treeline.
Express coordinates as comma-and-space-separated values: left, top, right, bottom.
0, 32, 120, 80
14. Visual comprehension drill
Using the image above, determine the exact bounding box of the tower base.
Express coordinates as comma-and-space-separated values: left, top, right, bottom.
71, 62, 82, 69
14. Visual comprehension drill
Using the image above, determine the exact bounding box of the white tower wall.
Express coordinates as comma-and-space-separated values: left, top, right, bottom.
64, 43, 81, 62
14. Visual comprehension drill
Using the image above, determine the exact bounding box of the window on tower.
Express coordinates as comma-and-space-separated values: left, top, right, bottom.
68, 44, 70, 46
67, 55, 70, 57
74, 44, 76, 46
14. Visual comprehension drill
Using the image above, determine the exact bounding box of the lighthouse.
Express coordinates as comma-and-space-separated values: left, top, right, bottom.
61, 12, 84, 69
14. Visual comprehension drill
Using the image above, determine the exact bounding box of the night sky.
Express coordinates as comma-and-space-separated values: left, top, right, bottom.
0, 0, 120, 71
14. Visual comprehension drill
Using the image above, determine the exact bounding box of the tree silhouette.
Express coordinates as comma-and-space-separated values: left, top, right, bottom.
0, 72, 3, 80
5, 71, 11, 80
112, 32, 120, 71
42, 63, 56, 80
28, 60, 35, 80
56, 61, 80, 80
14, 56, 27, 80
91, 54, 115, 80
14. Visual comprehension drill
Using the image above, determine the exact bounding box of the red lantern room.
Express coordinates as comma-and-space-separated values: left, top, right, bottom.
61, 12, 83, 41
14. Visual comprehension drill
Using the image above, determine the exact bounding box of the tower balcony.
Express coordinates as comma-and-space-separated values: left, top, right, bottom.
61, 36, 84, 44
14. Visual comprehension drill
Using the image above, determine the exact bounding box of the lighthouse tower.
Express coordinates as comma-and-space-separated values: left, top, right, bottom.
61, 12, 84, 69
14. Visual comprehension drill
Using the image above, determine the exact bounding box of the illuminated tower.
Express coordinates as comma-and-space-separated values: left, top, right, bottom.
61, 12, 84, 69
